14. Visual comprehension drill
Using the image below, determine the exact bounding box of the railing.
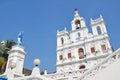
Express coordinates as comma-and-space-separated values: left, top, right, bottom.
77, 48, 120, 80
14, 75, 54, 80
46, 69, 88, 80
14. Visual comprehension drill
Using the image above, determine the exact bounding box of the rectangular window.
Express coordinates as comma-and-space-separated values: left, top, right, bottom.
59, 55, 63, 60
91, 47, 95, 53
68, 53, 71, 58
101, 45, 106, 51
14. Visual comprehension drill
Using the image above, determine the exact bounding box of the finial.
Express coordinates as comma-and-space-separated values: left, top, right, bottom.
64, 27, 67, 31
100, 14, 104, 21
57, 30, 59, 33
74, 8, 78, 11
74, 8, 80, 17
17, 31, 24, 45
100, 14, 102, 18
44, 70, 47, 75
31, 59, 41, 76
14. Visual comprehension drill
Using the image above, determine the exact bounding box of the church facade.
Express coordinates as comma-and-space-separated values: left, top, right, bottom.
0, 9, 120, 80
56, 9, 113, 73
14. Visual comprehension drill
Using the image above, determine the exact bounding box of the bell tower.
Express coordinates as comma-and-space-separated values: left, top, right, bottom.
56, 9, 89, 73
91, 15, 107, 35
71, 8, 87, 31
70, 9, 89, 42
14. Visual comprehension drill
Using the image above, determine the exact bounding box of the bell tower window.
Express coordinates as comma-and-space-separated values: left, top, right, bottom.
75, 20, 81, 29
97, 27, 101, 35
75, 20, 80, 25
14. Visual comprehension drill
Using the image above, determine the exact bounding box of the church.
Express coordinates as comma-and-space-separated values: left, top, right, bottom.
0, 9, 120, 80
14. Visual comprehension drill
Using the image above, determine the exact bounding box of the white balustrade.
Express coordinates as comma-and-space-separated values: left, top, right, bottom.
77, 48, 120, 80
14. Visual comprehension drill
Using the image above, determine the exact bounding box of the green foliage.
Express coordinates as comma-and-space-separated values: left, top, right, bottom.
0, 57, 6, 74
0, 40, 16, 74
0, 52, 2, 57
5, 40, 16, 49
0, 57, 5, 64
1, 40, 16, 60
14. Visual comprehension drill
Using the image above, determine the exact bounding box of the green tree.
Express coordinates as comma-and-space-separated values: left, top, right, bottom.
0, 57, 6, 74
0, 40, 16, 74
2, 40, 16, 60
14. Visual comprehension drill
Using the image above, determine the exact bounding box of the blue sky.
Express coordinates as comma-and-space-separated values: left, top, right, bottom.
0, 0, 120, 73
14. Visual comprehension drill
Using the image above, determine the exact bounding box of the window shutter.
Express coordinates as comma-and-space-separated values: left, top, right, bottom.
68, 53, 71, 58
91, 47, 95, 53
59, 55, 63, 60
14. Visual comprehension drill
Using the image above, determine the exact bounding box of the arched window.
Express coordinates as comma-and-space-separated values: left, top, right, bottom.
75, 20, 80, 25
79, 65, 85, 69
91, 47, 95, 53
59, 55, 63, 60
75, 20, 81, 29
78, 48, 84, 54
97, 27, 101, 35
68, 53, 71, 59
61, 38, 64, 45
78, 48, 84, 59
101, 44, 106, 52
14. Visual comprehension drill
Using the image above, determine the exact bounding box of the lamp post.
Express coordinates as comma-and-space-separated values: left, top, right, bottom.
34, 58, 40, 67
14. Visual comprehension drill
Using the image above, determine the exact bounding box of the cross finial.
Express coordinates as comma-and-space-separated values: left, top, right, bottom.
74, 8, 80, 17
74, 8, 78, 11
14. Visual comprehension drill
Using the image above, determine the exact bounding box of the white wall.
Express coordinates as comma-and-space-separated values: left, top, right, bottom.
89, 59, 120, 80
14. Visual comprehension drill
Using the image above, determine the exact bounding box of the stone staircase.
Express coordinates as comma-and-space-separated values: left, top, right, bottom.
77, 48, 120, 80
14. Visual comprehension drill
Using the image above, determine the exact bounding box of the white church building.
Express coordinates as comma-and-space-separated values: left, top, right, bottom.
0, 9, 120, 80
